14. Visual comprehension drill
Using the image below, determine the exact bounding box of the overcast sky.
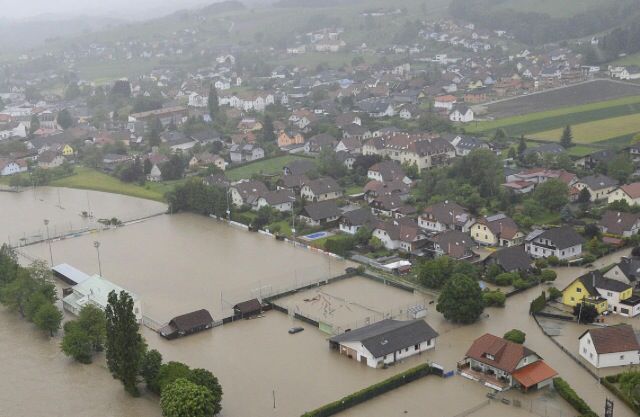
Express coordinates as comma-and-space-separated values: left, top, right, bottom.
0, 0, 214, 20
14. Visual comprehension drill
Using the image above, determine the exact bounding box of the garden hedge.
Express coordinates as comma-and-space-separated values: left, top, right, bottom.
553, 378, 598, 417
300, 363, 433, 417
601, 374, 640, 415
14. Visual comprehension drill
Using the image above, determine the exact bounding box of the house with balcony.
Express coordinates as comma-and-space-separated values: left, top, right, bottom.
458, 333, 557, 392
562, 271, 640, 317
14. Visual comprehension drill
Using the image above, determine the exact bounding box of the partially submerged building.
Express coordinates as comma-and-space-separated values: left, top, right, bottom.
160, 309, 215, 340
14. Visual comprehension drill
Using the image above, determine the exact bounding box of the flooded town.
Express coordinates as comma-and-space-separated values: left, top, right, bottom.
3, 1, 640, 417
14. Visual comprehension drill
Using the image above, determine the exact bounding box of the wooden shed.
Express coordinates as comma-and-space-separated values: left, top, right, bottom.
233, 299, 263, 319
160, 309, 214, 340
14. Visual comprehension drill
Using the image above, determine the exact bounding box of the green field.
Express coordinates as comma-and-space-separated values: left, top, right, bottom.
614, 53, 640, 67
468, 96, 640, 136
531, 113, 640, 144
48, 167, 179, 202
225, 155, 311, 181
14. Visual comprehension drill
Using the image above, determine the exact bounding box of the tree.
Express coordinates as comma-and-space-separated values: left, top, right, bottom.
153, 361, 192, 394
161, 155, 186, 181
0, 97, 4, 112
578, 187, 591, 204
29, 115, 40, 136
573, 302, 598, 324
517, 135, 527, 154
436, 273, 484, 324
160, 378, 216, 417
147, 117, 162, 148
608, 154, 634, 183
111, 80, 132, 99
533, 179, 569, 211
583, 223, 601, 240
207, 84, 219, 122
504, 329, 526, 344
105, 290, 146, 396
57, 109, 74, 129
418, 257, 479, 289
262, 114, 276, 143
632, 246, 640, 257
189, 368, 223, 416
77, 304, 107, 351
61, 321, 93, 363
141, 349, 163, 388
540, 269, 557, 282
560, 125, 573, 148
33, 303, 63, 337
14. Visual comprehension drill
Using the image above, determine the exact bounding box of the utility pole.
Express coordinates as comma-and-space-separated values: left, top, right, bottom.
94, 241, 102, 276
44, 219, 53, 267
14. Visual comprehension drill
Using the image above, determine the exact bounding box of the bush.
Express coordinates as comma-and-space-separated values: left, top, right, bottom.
482, 290, 506, 307
540, 269, 557, 282
529, 291, 546, 314
504, 329, 525, 344
152, 361, 192, 394
324, 236, 355, 257
581, 254, 596, 265
534, 258, 548, 269
513, 277, 536, 290
547, 287, 562, 301
301, 364, 433, 417
553, 378, 597, 417
495, 272, 517, 286
547, 256, 560, 266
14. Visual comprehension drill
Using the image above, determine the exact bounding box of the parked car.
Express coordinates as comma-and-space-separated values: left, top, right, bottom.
288, 326, 304, 334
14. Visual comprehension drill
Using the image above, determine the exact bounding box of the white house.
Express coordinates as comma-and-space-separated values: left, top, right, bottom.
524, 226, 585, 260
188, 92, 207, 108
0, 159, 27, 176
434, 95, 457, 110
579, 325, 640, 369
329, 319, 438, 368
449, 106, 474, 123
62, 274, 143, 323
608, 183, 640, 206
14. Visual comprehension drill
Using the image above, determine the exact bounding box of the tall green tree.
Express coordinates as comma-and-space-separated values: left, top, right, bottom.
160, 378, 216, 417
517, 135, 527, 154
560, 125, 573, 148
532, 179, 569, 211
436, 273, 484, 324
189, 368, 223, 416
208, 84, 219, 122
29, 115, 40, 136
141, 349, 163, 388
33, 303, 63, 337
147, 117, 162, 148
57, 109, 74, 129
105, 290, 146, 396
608, 154, 634, 183
77, 304, 107, 351
262, 114, 276, 143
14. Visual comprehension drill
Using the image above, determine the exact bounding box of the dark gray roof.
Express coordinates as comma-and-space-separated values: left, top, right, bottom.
341, 207, 376, 227
577, 270, 631, 295
330, 319, 438, 358
618, 257, 640, 282
304, 177, 342, 195
486, 245, 532, 272
169, 309, 213, 332
530, 226, 585, 250
284, 159, 316, 176
579, 174, 617, 191
303, 200, 341, 221
523, 143, 565, 156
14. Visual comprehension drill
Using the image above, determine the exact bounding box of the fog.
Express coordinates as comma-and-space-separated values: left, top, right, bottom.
0, 0, 224, 21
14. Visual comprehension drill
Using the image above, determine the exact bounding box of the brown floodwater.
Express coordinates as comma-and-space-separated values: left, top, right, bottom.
1, 189, 637, 417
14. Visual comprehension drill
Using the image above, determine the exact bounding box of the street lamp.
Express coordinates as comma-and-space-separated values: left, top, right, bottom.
43, 219, 53, 266
94, 241, 102, 277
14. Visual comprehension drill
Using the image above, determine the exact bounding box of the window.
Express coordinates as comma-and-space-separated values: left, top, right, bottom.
620, 355, 625, 360
576, 288, 582, 293
583, 348, 587, 354
415, 344, 419, 350
607, 292, 613, 297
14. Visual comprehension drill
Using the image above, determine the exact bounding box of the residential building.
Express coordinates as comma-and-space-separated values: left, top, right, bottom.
62, 274, 142, 323
299, 200, 341, 226
419, 201, 474, 232
0, 159, 27, 176
373, 218, 426, 252
277, 130, 305, 149
434, 95, 457, 110
339, 208, 377, 235
459, 334, 557, 392
579, 325, 640, 368
604, 256, 640, 288
598, 211, 640, 237
363, 133, 455, 172
329, 319, 438, 368
229, 180, 269, 208
426, 230, 476, 260
524, 227, 585, 260
575, 175, 617, 202
37, 151, 65, 169
470, 214, 523, 247
484, 246, 532, 273
561, 271, 640, 316
283, 159, 315, 176
608, 183, 640, 206
367, 160, 409, 183
370, 194, 416, 218
449, 106, 474, 123
128, 106, 187, 129
229, 143, 264, 163
304, 133, 338, 153
300, 177, 343, 202
255, 189, 295, 212
444, 134, 489, 156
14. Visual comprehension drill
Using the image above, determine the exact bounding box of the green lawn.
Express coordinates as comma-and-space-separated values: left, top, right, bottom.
225, 155, 312, 181
467, 96, 640, 136
49, 167, 174, 202
614, 53, 640, 67
531, 113, 640, 144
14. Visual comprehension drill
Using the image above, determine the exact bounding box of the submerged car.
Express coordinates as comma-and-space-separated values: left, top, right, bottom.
288, 326, 304, 334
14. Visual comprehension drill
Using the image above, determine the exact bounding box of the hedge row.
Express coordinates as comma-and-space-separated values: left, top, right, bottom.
553, 378, 598, 417
601, 374, 640, 415
300, 363, 433, 417
529, 291, 547, 314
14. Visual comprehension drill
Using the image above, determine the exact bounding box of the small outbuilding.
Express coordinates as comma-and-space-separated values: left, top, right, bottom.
160, 309, 215, 340
233, 299, 263, 319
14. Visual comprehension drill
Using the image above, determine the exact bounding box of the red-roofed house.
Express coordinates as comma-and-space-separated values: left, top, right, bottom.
459, 333, 557, 392
608, 182, 640, 206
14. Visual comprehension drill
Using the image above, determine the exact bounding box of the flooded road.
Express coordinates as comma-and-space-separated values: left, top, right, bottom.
1, 188, 636, 417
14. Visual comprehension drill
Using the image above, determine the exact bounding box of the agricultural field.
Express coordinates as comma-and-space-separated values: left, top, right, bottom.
614, 52, 640, 67
225, 155, 312, 181
531, 113, 640, 144
482, 80, 640, 119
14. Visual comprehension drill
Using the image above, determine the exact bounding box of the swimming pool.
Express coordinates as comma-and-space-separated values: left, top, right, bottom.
303, 231, 330, 240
